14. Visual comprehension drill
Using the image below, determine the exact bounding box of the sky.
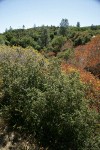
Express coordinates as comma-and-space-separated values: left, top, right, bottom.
0, 0, 100, 33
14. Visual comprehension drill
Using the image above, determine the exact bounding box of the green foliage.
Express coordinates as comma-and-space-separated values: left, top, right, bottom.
57, 48, 74, 61
2, 24, 100, 52
49, 36, 66, 53
71, 31, 92, 46
0, 46, 99, 150
59, 19, 69, 36
0, 35, 5, 45
38, 26, 50, 48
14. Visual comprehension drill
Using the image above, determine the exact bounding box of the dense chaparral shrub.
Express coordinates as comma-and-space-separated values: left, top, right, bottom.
48, 36, 66, 54
61, 62, 100, 112
57, 48, 74, 61
69, 35, 100, 78
0, 46, 99, 150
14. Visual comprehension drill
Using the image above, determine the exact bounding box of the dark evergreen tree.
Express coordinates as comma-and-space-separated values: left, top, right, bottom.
76, 22, 80, 27
39, 26, 49, 48
22, 25, 25, 29
59, 18, 69, 36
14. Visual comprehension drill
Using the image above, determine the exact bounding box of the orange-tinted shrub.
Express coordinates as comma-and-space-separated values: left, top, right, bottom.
69, 35, 100, 78
61, 62, 100, 111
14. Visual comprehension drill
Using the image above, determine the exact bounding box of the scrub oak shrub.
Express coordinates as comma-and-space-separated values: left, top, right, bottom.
0, 46, 99, 150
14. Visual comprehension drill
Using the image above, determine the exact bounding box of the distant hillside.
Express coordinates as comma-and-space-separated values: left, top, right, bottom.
0, 25, 100, 50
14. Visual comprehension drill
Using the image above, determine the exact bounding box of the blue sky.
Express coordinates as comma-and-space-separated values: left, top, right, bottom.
0, 0, 100, 33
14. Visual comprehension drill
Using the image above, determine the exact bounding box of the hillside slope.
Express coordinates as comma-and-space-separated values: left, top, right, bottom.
69, 35, 100, 78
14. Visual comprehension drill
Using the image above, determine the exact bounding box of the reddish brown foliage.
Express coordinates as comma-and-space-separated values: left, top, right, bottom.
47, 51, 56, 57
61, 62, 100, 111
61, 40, 73, 51
69, 35, 100, 78
61, 62, 100, 90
